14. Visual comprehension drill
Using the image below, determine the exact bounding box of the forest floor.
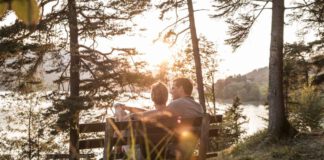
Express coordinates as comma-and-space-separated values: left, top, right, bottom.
210, 130, 324, 160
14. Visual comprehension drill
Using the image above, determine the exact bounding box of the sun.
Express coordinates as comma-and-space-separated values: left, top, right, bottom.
142, 42, 174, 66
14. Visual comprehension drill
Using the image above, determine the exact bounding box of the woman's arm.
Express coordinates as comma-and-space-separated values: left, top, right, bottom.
130, 110, 173, 122
121, 105, 147, 113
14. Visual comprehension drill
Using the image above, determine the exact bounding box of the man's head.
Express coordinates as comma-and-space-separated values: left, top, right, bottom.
151, 82, 168, 106
171, 78, 193, 100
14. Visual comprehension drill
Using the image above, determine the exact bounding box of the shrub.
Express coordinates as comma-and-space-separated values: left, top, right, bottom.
222, 97, 248, 144
288, 85, 324, 132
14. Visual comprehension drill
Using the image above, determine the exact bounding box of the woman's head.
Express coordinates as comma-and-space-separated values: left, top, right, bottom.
151, 82, 168, 106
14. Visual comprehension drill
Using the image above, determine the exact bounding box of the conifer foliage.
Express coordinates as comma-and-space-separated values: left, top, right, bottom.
1, 0, 152, 158
222, 97, 248, 144
0, 92, 66, 159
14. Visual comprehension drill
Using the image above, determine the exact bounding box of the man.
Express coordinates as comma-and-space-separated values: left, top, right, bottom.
167, 77, 204, 118
166, 78, 204, 160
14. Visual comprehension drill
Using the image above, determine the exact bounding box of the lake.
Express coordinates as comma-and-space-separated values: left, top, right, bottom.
114, 96, 268, 137
224, 103, 268, 136
0, 93, 268, 158
0, 92, 268, 137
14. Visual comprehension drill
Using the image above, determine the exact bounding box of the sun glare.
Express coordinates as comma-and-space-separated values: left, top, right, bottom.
142, 42, 173, 66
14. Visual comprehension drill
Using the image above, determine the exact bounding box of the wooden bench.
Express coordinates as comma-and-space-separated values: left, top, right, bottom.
78, 113, 222, 160
45, 153, 95, 160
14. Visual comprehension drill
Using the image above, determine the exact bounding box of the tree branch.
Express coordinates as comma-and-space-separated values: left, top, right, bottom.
169, 27, 190, 47
80, 59, 97, 81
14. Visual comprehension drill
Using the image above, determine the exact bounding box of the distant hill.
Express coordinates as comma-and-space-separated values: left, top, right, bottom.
214, 66, 269, 102
245, 66, 268, 86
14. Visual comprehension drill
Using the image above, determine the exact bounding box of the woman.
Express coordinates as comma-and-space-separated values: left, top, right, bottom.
112, 82, 169, 159
114, 81, 169, 121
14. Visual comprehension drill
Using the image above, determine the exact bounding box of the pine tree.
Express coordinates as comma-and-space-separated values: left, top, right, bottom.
1, 0, 151, 158
0, 92, 66, 159
267, 0, 297, 140
211, 0, 298, 140
222, 97, 248, 145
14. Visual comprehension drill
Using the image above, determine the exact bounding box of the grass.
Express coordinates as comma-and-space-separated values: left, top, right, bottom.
210, 130, 324, 160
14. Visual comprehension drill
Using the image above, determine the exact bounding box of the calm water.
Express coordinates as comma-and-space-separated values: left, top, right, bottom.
0, 93, 268, 137
207, 102, 268, 136
114, 96, 268, 136
0, 93, 268, 158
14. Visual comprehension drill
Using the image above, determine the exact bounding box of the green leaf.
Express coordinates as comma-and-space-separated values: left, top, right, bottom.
11, 0, 40, 25
0, 3, 8, 17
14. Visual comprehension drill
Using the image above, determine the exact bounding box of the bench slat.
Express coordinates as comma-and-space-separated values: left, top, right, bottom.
209, 128, 220, 137
79, 136, 173, 149
109, 117, 203, 131
46, 154, 95, 159
79, 123, 105, 133
210, 115, 222, 123
206, 152, 218, 158
79, 138, 105, 149
46, 154, 70, 159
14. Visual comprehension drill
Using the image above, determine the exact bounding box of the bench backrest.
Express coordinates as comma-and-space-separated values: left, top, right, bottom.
79, 114, 222, 160
104, 116, 205, 159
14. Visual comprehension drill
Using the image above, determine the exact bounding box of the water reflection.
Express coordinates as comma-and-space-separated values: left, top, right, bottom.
241, 104, 268, 136
114, 96, 269, 137
211, 102, 268, 136
0, 92, 268, 137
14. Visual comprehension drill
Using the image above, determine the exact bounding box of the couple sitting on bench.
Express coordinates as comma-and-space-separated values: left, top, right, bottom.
114, 77, 204, 159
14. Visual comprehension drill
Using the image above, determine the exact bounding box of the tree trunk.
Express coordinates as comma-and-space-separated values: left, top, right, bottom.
212, 74, 216, 115
268, 0, 296, 140
304, 67, 309, 86
28, 107, 32, 160
187, 0, 206, 112
67, 0, 80, 159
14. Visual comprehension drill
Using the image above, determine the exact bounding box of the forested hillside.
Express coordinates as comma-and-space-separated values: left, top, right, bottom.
214, 67, 269, 102
245, 67, 269, 86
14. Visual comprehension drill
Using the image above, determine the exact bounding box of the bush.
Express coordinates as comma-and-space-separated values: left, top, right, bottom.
221, 97, 248, 144
288, 85, 324, 132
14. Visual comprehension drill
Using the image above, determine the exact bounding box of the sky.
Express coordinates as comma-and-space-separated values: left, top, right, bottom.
120, 0, 311, 80
96, 1, 277, 79
1, 0, 304, 80
193, 1, 271, 77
